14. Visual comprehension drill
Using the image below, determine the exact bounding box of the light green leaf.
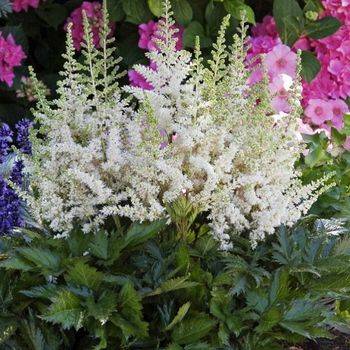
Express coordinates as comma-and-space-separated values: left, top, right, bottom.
223, 0, 255, 24
166, 302, 191, 330
118, 281, 148, 337
147, 277, 199, 296
66, 261, 104, 291
42, 290, 83, 330
148, 0, 163, 16
171, 314, 216, 344
255, 307, 282, 333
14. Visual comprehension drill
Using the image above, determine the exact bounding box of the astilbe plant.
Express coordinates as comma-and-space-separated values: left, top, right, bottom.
25, 0, 328, 248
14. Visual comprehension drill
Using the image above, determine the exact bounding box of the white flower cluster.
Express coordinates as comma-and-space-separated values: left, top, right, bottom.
26, 1, 328, 247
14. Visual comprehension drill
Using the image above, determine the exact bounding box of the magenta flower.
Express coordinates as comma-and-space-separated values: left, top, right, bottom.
64, 1, 115, 51
265, 44, 297, 78
128, 70, 154, 90
138, 20, 184, 52
128, 61, 157, 90
12, 0, 39, 12
129, 19, 184, 89
0, 33, 26, 87
305, 99, 333, 125
251, 15, 279, 38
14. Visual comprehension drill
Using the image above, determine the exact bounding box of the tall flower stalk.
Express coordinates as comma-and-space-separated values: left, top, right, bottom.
26, 0, 328, 248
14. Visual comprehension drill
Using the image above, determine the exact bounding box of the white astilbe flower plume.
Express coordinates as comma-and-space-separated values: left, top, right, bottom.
25, 0, 330, 247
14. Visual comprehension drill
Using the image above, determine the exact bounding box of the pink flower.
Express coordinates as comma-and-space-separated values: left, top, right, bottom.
138, 20, 184, 52
343, 136, 350, 150
64, 1, 115, 51
330, 98, 348, 129
269, 74, 293, 113
12, 0, 39, 12
0, 33, 26, 87
293, 37, 311, 51
130, 19, 184, 90
251, 16, 278, 38
265, 44, 297, 78
305, 99, 333, 125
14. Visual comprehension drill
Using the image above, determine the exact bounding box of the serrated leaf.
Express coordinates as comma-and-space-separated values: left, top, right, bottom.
147, 277, 199, 296
256, 307, 282, 333
86, 291, 117, 322
89, 231, 109, 260
166, 302, 191, 331
305, 16, 341, 39
0, 256, 33, 271
123, 219, 166, 249
42, 290, 83, 330
301, 51, 321, 83
21, 284, 59, 300
171, 314, 216, 344
17, 247, 61, 274
66, 261, 104, 291
119, 281, 148, 337
269, 269, 289, 305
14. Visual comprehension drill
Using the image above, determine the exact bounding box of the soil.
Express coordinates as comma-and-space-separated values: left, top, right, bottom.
302, 334, 350, 350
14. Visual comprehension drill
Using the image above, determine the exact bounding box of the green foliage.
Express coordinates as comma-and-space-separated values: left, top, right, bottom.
300, 125, 350, 218
301, 50, 321, 83
1, 215, 350, 349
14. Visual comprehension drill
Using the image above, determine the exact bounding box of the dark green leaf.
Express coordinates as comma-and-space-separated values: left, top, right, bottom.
273, 0, 304, 46
17, 247, 61, 274
107, 0, 124, 22
36, 3, 68, 29
183, 21, 212, 48
301, 51, 321, 83
305, 16, 341, 39
171, 0, 193, 26
124, 219, 166, 249
122, 0, 152, 24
